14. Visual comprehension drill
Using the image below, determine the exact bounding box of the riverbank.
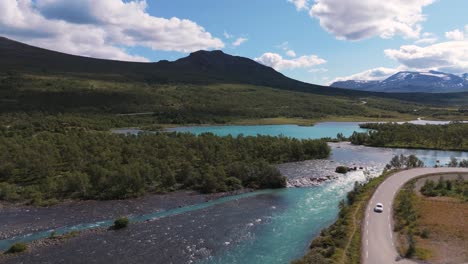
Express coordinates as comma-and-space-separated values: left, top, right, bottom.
293, 170, 396, 264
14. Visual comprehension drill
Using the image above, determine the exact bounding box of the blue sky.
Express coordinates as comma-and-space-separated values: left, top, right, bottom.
1, 0, 467, 85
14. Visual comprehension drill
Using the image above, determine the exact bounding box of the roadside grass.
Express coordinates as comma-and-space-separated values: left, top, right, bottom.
393, 180, 420, 257
293, 170, 396, 264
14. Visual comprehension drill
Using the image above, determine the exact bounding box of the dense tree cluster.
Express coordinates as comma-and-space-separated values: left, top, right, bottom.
385, 154, 425, 170
0, 130, 330, 204
421, 176, 468, 200
447, 157, 468, 168
350, 123, 468, 151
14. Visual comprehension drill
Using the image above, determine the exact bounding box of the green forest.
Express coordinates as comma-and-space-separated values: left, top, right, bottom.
350, 123, 468, 151
0, 129, 330, 205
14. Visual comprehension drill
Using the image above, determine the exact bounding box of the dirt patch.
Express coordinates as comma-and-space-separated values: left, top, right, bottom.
416, 198, 468, 264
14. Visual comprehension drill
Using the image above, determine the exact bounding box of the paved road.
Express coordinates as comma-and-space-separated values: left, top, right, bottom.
362, 168, 468, 264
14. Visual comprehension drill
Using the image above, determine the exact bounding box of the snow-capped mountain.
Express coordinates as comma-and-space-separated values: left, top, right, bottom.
331, 71, 468, 93
463, 73, 468, 82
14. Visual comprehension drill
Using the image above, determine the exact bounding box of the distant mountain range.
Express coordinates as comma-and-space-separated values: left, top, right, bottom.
331, 71, 468, 93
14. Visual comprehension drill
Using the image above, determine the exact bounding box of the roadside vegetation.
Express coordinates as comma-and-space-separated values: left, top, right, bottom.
0, 129, 330, 205
394, 180, 421, 258
350, 123, 468, 151
394, 175, 468, 262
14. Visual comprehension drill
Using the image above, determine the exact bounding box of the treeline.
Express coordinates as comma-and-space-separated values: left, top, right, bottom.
421, 176, 468, 201
350, 123, 468, 151
0, 130, 330, 205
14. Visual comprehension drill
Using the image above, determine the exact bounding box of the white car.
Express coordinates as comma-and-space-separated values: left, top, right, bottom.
374, 203, 384, 213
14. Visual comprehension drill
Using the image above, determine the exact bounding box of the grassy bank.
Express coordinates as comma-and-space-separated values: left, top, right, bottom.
293, 170, 396, 264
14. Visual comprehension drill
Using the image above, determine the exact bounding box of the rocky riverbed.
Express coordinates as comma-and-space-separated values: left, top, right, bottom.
0, 190, 250, 240
0, 192, 286, 264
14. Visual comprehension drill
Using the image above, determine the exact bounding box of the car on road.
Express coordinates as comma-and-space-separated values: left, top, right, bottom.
374, 203, 383, 213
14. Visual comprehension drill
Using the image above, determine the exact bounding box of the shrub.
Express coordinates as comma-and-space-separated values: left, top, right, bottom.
420, 229, 430, 239
335, 166, 349, 174
4, 243, 27, 254
113, 217, 129, 230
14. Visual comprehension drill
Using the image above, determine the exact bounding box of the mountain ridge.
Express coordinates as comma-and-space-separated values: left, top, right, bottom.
0, 36, 343, 95
331, 70, 468, 93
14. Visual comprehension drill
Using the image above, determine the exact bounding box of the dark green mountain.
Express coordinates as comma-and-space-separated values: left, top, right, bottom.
0, 36, 370, 96
1, 36, 468, 107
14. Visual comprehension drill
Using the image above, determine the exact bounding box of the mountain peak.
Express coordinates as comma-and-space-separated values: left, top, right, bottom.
189, 50, 225, 56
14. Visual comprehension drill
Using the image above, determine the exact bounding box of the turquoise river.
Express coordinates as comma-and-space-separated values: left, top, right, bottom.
3, 122, 468, 264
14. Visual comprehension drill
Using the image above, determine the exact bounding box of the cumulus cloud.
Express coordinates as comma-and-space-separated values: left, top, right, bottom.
331, 67, 402, 83
286, 50, 297, 57
445, 29, 465, 41
232, 37, 248, 47
384, 41, 468, 73
288, 0, 309, 10
255, 52, 326, 71
0, 0, 224, 62
308, 0, 435, 40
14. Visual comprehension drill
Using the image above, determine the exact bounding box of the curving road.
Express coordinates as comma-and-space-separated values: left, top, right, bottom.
362, 168, 468, 264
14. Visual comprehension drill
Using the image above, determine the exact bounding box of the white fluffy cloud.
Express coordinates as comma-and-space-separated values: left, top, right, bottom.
445, 29, 465, 41
385, 41, 468, 73
331, 67, 401, 83
287, 0, 309, 10
232, 37, 248, 47
286, 50, 297, 57
307, 0, 434, 40
255, 52, 326, 71
0, 0, 224, 62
